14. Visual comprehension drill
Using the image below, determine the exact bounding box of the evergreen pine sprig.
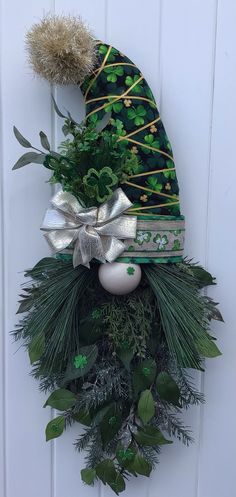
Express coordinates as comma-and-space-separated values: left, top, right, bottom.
143, 264, 221, 369
15, 257, 222, 494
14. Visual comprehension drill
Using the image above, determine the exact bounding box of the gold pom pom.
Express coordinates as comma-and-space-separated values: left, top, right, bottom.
26, 15, 97, 85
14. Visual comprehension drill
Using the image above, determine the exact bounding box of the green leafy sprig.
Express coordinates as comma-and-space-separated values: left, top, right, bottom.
13, 99, 141, 207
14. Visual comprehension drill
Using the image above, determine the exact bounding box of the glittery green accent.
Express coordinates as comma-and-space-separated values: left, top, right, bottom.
74, 354, 88, 369
91, 308, 102, 320
142, 367, 151, 376
108, 416, 117, 426
117, 448, 135, 461
51, 424, 60, 433
126, 266, 135, 276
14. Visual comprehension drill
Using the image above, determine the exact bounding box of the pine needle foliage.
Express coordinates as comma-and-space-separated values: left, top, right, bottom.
15, 257, 97, 383
14, 257, 222, 494
143, 264, 219, 369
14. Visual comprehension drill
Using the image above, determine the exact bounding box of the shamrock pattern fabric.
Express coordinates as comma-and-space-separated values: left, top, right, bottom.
80, 43, 181, 217
117, 216, 185, 263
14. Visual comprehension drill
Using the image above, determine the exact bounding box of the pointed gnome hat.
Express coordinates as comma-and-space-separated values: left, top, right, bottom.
80, 43, 185, 263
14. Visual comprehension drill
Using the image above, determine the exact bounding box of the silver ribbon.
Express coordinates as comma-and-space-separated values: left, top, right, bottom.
41, 188, 137, 268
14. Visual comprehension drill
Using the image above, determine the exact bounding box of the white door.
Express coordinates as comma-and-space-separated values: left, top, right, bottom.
0, 1, 235, 496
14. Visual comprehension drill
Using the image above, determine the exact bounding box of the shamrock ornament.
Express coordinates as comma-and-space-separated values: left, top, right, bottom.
83, 166, 118, 203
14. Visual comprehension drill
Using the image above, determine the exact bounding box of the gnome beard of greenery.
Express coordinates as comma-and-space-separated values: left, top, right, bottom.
13, 15, 223, 495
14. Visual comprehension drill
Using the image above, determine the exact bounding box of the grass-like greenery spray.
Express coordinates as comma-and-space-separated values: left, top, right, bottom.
14, 257, 222, 494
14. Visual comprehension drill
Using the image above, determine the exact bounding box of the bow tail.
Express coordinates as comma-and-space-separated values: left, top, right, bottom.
74, 226, 106, 268
101, 236, 126, 262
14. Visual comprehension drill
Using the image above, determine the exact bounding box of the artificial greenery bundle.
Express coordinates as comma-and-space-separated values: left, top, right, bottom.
13, 14, 223, 495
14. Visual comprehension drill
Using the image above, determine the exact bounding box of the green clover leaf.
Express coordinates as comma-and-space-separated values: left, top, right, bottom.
146, 176, 162, 192
99, 45, 119, 62
110, 118, 127, 137
163, 160, 176, 180
88, 113, 99, 125
142, 134, 161, 154
173, 239, 181, 250
105, 98, 123, 114
125, 74, 143, 94
127, 105, 147, 126
134, 231, 151, 246
153, 234, 169, 250
144, 133, 160, 149
126, 266, 135, 276
163, 170, 176, 180
83, 166, 118, 203
99, 44, 109, 55
104, 66, 124, 83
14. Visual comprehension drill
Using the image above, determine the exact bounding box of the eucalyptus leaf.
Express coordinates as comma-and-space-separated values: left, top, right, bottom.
134, 426, 172, 447
39, 131, 51, 151
44, 389, 76, 411
138, 390, 155, 425
51, 95, 67, 118
130, 454, 152, 477
92, 404, 113, 426
117, 348, 134, 370
96, 459, 117, 485
67, 110, 79, 126
109, 473, 126, 495
12, 152, 46, 170
100, 405, 122, 447
96, 460, 126, 494
13, 126, 32, 148
81, 468, 96, 485
28, 333, 45, 364
156, 372, 181, 406
73, 409, 92, 426
62, 124, 69, 136
95, 112, 112, 133
45, 416, 65, 441
133, 359, 157, 396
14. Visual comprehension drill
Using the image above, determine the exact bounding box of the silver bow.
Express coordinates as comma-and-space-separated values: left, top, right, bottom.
41, 188, 137, 268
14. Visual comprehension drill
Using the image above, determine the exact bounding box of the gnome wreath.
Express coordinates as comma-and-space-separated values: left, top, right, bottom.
13, 15, 223, 495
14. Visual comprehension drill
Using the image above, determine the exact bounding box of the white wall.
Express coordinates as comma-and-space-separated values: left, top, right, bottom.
0, 1, 235, 496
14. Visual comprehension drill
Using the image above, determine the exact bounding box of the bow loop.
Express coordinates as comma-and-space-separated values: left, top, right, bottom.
41, 188, 137, 268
